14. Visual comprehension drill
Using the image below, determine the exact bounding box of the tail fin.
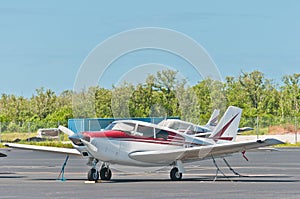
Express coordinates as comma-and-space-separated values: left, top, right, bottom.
205, 109, 220, 129
209, 106, 242, 142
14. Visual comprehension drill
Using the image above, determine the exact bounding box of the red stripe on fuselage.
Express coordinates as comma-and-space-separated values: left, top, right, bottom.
212, 137, 233, 141
82, 130, 129, 139
81, 130, 207, 147
82, 130, 185, 142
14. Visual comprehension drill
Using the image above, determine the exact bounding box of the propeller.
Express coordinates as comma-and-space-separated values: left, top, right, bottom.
58, 125, 97, 152
80, 139, 98, 152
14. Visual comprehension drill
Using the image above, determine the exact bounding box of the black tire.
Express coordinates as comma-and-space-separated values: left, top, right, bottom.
87, 168, 99, 181
170, 167, 182, 181
100, 168, 112, 180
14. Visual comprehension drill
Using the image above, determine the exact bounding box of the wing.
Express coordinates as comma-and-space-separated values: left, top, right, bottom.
129, 138, 284, 164
4, 143, 81, 155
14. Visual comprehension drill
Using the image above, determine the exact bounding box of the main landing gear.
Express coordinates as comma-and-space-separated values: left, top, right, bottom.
87, 159, 112, 181
170, 160, 184, 181
170, 167, 182, 181
99, 165, 112, 180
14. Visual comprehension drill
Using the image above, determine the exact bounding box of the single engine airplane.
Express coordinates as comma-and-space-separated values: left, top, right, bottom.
5, 106, 283, 181
157, 109, 220, 137
159, 108, 253, 138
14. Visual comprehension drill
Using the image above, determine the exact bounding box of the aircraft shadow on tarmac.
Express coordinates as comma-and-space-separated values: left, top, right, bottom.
0, 172, 25, 179
28, 174, 300, 183
109, 176, 300, 183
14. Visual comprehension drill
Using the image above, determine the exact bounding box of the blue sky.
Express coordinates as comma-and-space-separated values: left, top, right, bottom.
0, 0, 299, 97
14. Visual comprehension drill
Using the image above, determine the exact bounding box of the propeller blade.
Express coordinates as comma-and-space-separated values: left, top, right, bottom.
58, 125, 75, 136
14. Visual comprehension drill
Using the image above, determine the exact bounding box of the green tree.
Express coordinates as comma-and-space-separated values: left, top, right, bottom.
192, 79, 213, 123
152, 70, 183, 117
111, 83, 134, 118
31, 87, 57, 120
280, 74, 300, 119
95, 87, 113, 118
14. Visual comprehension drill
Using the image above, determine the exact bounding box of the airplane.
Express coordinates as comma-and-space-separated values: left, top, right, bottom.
157, 109, 220, 137
5, 106, 283, 181
158, 109, 253, 138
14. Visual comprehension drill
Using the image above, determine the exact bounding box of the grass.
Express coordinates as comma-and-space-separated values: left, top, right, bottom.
0, 141, 73, 148
0, 131, 72, 148
239, 127, 269, 135
0, 132, 37, 142
0, 131, 69, 142
275, 142, 300, 148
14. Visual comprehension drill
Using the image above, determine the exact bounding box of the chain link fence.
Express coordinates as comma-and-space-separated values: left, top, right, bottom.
0, 116, 299, 143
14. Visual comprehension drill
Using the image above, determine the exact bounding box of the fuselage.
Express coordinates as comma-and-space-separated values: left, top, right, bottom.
72, 120, 215, 167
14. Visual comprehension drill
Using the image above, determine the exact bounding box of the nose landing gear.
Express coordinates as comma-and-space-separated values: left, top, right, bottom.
100, 167, 112, 180
87, 159, 112, 181
87, 168, 99, 181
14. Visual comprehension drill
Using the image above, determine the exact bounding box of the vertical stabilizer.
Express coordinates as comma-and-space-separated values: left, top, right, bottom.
209, 106, 242, 142
205, 109, 220, 129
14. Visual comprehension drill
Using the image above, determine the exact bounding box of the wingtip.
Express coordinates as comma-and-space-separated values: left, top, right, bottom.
264, 138, 285, 145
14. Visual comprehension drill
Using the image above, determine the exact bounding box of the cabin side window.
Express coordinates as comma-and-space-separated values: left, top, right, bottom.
155, 129, 169, 140
135, 125, 154, 137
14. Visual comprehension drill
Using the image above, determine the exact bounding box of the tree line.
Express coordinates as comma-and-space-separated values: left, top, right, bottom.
0, 70, 299, 132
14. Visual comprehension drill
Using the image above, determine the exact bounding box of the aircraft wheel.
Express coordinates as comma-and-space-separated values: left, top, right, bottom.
100, 167, 112, 180
87, 168, 99, 181
170, 167, 182, 181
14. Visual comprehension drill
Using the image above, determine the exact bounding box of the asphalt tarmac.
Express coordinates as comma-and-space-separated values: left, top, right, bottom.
0, 147, 299, 199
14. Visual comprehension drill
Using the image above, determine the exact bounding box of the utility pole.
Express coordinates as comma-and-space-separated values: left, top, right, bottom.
256, 115, 259, 139
58, 121, 60, 142
295, 116, 298, 144
27, 122, 30, 142
0, 122, 2, 143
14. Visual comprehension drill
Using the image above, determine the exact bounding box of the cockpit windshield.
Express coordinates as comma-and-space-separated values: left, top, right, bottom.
105, 122, 135, 133
105, 121, 170, 139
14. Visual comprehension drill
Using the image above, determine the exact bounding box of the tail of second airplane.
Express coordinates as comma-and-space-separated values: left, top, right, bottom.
208, 106, 242, 143
205, 109, 220, 129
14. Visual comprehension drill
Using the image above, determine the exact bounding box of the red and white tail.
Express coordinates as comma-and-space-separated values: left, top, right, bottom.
205, 109, 220, 129
209, 106, 242, 143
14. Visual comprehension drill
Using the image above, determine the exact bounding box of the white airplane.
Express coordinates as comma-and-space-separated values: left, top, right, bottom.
205, 109, 220, 129
160, 109, 253, 138
157, 109, 220, 137
5, 106, 283, 181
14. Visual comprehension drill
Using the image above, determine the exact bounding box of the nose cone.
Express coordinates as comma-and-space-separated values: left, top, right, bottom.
69, 133, 91, 146
82, 132, 94, 141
